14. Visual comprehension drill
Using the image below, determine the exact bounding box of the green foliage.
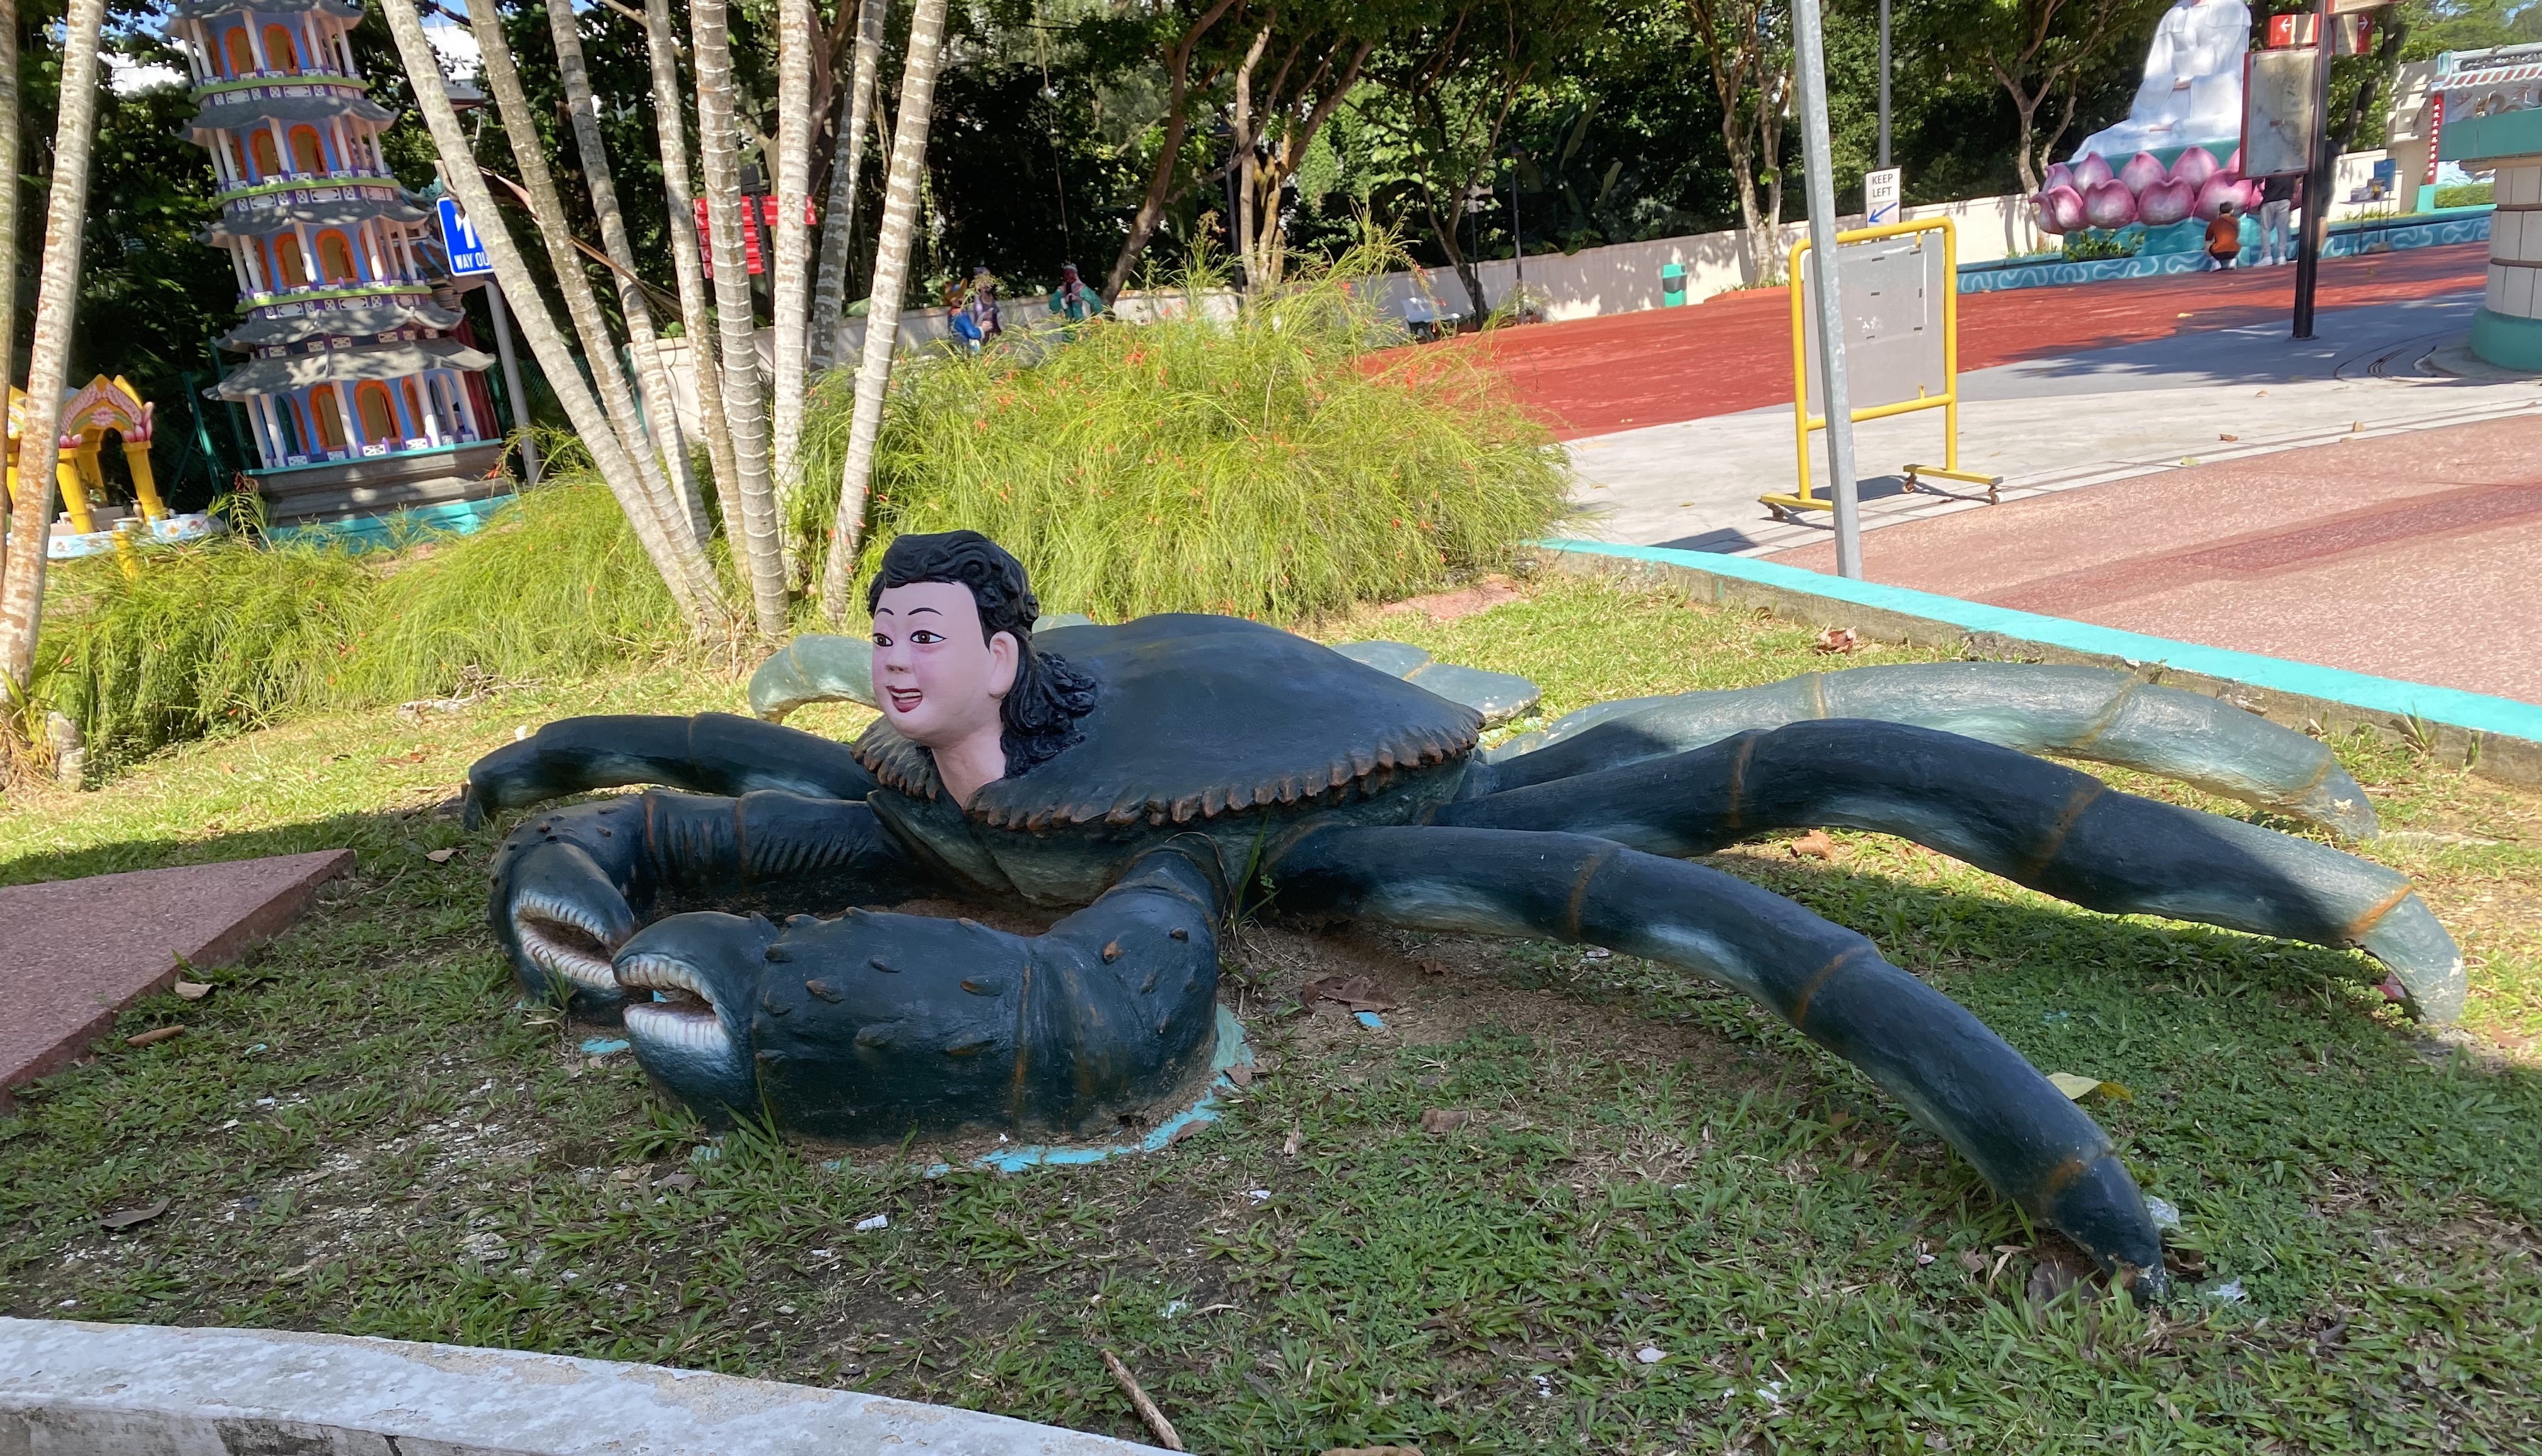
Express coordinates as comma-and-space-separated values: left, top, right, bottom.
2061, 226, 2145, 261
795, 250, 1571, 623
36, 478, 681, 771
2436, 180, 2497, 208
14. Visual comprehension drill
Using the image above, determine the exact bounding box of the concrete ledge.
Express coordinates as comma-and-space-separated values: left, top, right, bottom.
0, 1317, 1163, 1455
2470, 305, 2542, 372
1536, 540, 2542, 790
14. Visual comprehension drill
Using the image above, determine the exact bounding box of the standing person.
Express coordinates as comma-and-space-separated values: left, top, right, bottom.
1048, 262, 1100, 325
2259, 175, 2297, 265
968, 265, 1003, 344
2204, 202, 2242, 270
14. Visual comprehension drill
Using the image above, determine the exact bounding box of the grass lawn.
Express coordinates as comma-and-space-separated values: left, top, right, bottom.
3, 573, 2538, 1454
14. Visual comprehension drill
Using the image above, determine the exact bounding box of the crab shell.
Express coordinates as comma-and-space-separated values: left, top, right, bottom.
850, 615, 1489, 905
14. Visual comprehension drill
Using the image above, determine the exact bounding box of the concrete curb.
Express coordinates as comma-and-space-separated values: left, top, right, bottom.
1535, 540, 2542, 790
0, 1317, 1165, 1455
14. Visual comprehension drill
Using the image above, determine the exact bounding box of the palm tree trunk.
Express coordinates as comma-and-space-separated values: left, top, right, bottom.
463, 0, 705, 590
0, 0, 103, 713
642, 0, 746, 569
546, 0, 707, 552
0, 0, 103, 708
0, 0, 21, 396
382, 0, 723, 634
808, 0, 886, 371
815, 0, 946, 620
693, 0, 791, 637
769, 0, 816, 540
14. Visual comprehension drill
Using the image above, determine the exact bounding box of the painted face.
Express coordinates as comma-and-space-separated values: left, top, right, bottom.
870, 581, 1018, 753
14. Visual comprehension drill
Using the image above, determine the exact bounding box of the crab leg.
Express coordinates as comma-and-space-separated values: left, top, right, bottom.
609, 838, 1228, 1138
1480, 663, 2378, 840
491, 789, 926, 1020
1270, 823, 2168, 1295
465, 713, 879, 826
1444, 719, 2464, 1021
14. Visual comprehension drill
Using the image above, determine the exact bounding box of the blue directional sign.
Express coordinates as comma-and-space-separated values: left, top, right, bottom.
436, 195, 493, 277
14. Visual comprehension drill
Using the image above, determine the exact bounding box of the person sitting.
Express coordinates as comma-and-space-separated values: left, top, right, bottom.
2204, 202, 2242, 270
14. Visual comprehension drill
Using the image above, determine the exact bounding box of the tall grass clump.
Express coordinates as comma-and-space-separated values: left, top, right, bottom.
37, 475, 682, 771
796, 238, 1571, 623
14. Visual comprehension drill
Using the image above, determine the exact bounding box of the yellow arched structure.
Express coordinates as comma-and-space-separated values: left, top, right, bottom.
6, 375, 167, 544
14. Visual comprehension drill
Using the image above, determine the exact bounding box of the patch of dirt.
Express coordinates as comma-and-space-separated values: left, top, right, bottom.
1379, 576, 1526, 624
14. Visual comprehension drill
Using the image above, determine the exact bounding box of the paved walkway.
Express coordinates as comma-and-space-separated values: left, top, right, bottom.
1764, 412, 2542, 703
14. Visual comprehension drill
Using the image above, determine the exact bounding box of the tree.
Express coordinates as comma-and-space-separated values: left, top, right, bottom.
641, 0, 748, 563
464, 0, 711, 587
817, 0, 949, 619
769, 0, 816, 527
1221, 4, 1379, 292
381, 0, 726, 633
1976, 0, 2135, 197
1100, 0, 1239, 302
544, 0, 708, 549
694, 0, 791, 636
1686, 0, 1794, 282
809, 0, 888, 371
0, 0, 105, 717
1358, 0, 1592, 316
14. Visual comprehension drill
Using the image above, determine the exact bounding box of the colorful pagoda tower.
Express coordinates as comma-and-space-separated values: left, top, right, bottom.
167, 0, 507, 528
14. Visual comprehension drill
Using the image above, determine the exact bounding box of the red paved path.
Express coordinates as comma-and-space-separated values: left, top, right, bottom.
1767, 413, 2542, 703
1451, 243, 2491, 439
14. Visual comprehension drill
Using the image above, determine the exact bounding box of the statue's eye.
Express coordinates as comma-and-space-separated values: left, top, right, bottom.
910, 629, 945, 645
871, 633, 891, 648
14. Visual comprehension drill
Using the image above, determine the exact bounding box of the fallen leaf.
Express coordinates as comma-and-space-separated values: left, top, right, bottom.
100, 1198, 170, 1230
653, 1171, 698, 1193
1419, 1107, 1470, 1135
1958, 1247, 1988, 1274
1226, 1063, 1253, 1088
2046, 1072, 2104, 1100
1323, 1448, 1426, 1456
2026, 1254, 2086, 1304
2217, 432, 2239, 442
1303, 976, 1399, 1014
1789, 830, 1837, 861
425, 848, 458, 864
1813, 627, 1859, 654
125, 1026, 185, 1048
1165, 1118, 1210, 1147
172, 981, 213, 1001
1415, 958, 1449, 977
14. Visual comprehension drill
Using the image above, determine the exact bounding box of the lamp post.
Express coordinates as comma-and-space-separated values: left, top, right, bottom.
1792, 0, 1863, 577
2291, 0, 2334, 339
1507, 149, 1527, 318
1878, 0, 1892, 169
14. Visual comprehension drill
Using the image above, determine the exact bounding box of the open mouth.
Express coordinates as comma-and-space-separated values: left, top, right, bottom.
886, 687, 921, 714
618, 952, 731, 1054
512, 893, 625, 993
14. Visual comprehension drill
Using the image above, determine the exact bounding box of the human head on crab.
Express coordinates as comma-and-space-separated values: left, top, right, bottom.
864, 530, 1096, 805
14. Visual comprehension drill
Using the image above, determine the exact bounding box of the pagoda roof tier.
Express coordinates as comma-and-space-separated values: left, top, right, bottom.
219, 300, 461, 350
183, 90, 394, 134
167, 0, 362, 20
213, 337, 496, 400
202, 192, 429, 243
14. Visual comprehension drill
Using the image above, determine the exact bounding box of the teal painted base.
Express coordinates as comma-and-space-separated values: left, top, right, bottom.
2469, 305, 2542, 372
1963, 207, 2495, 294
265, 495, 514, 553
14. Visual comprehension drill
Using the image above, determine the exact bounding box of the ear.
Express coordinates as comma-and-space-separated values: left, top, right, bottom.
985, 631, 1021, 699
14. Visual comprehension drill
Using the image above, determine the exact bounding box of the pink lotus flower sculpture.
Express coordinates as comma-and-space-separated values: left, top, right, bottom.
2082, 179, 2139, 229
2031, 144, 2247, 237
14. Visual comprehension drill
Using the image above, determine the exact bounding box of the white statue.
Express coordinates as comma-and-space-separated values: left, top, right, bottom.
2072, 0, 2252, 159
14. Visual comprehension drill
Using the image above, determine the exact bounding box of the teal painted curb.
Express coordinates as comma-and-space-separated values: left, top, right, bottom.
1538, 538, 2542, 749
2469, 306, 2542, 372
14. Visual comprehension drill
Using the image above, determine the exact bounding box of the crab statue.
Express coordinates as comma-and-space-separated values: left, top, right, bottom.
465, 532, 2461, 1298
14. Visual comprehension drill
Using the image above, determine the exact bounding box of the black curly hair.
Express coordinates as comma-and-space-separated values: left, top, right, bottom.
866, 531, 1098, 777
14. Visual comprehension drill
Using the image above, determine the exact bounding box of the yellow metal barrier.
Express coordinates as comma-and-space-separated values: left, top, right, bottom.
1761, 216, 2003, 520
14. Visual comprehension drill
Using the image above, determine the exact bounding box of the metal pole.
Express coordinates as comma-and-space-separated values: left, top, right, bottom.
1791, 0, 1863, 577
1878, 0, 1892, 170
484, 277, 542, 485
1509, 158, 1525, 308
2291, 0, 2333, 340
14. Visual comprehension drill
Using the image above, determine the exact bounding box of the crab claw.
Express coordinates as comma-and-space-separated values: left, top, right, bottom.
616, 912, 772, 1125
491, 832, 642, 1021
